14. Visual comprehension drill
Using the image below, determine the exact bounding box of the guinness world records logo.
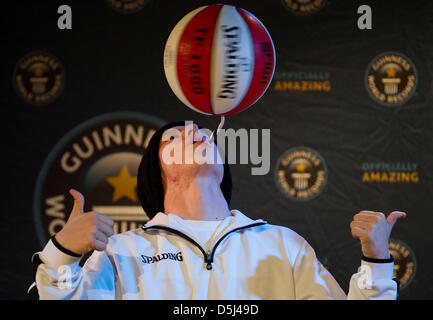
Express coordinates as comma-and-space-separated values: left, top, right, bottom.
365, 52, 417, 107
389, 238, 416, 290
33, 111, 165, 246
281, 0, 327, 15
275, 147, 328, 201
105, 0, 151, 13
13, 51, 65, 105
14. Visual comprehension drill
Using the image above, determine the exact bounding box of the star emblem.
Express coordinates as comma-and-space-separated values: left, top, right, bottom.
106, 165, 137, 202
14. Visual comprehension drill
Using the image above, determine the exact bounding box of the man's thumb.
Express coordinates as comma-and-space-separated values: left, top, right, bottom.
386, 211, 407, 228
69, 188, 85, 217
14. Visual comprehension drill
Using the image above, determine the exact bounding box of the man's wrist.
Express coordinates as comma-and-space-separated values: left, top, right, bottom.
362, 254, 393, 263
52, 234, 82, 257
39, 237, 82, 270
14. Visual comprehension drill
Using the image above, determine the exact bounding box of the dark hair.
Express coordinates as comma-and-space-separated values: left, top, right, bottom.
137, 121, 232, 220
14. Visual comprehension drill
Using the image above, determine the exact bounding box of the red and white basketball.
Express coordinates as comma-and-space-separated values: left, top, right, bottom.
163, 4, 276, 116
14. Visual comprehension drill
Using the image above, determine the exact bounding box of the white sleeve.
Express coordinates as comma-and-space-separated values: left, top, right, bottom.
347, 259, 397, 300
292, 241, 397, 300
33, 239, 116, 300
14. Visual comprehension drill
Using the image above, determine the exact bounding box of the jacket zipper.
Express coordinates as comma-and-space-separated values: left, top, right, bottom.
142, 221, 266, 270
207, 222, 266, 269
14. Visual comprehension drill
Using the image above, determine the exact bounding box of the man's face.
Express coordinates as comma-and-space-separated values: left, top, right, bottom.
158, 123, 224, 185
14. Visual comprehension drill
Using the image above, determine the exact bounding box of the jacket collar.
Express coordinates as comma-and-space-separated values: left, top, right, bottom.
143, 210, 267, 247
145, 209, 265, 228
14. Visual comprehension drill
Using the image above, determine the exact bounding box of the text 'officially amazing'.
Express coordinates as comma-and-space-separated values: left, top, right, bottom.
161, 121, 270, 175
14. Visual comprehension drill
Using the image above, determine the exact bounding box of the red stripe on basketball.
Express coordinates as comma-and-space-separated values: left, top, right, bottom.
176, 4, 223, 114
222, 8, 276, 116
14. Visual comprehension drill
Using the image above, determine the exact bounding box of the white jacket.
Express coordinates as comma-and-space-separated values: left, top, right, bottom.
33, 210, 397, 299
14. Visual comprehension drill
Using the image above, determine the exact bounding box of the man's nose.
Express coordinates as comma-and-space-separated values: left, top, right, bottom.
185, 122, 197, 134
185, 122, 201, 143
192, 124, 200, 135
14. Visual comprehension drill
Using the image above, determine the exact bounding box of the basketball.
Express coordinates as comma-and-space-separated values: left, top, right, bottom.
163, 4, 276, 116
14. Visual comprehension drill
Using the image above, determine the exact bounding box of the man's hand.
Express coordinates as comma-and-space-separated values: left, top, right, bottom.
350, 210, 406, 259
54, 189, 114, 255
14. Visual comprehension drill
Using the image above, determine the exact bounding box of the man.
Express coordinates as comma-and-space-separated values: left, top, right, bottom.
30, 121, 406, 299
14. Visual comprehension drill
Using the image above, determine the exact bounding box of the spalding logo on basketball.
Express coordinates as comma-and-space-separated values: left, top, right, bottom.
164, 4, 276, 116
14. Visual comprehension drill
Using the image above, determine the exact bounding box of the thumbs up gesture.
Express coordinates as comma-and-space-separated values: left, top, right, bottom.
54, 189, 114, 256
350, 210, 406, 259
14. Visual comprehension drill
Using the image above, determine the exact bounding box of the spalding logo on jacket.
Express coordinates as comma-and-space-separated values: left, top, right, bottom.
140, 252, 183, 264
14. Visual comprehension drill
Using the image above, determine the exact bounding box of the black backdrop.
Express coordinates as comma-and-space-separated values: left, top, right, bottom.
2, 0, 433, 299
